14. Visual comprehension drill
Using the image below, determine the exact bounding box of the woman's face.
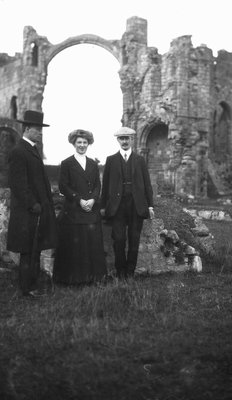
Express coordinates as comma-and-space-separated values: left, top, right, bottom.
74, 137, 89, 155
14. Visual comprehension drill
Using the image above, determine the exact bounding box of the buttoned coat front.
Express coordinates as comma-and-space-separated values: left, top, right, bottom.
58, 155, 101, 224
101, 151, 154, 218
7, 139, 57, 253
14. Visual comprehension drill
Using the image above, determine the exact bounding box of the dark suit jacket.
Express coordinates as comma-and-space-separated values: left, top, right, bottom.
7, 139, 57, 253
58, 155, 101, 224
101, 151, 154, 218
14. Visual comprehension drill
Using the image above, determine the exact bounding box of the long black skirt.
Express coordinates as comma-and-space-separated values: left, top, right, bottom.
53, 222, 107, 285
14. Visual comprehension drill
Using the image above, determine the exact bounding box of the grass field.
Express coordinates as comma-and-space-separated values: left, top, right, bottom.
1, 196, 232, 399
0, 265, 232, 400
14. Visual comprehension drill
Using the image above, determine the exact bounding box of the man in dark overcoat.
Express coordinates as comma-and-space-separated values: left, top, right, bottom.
100, 127, 154, 278
7, 110, 57, 297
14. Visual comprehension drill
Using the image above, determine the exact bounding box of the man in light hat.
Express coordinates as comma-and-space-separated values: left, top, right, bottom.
7, 110, 57, 297
101, 126, 154, 278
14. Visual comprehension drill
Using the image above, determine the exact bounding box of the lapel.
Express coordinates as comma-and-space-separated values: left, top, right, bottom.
85, 157, 95, 181
114, 151, 123, 177
71, 155, 94, 182
114, 150, 136, 178
130, 151, 136, 177
20, 139, 41, 160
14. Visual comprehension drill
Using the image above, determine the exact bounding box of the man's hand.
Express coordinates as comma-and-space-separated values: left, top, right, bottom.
100, 209, 106, 217
31, 203, 41, 214
149, 207, 154, 220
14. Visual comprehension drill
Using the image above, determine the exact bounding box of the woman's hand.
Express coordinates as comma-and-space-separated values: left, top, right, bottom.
80, 199, 95, 212
85, 199, 95, 210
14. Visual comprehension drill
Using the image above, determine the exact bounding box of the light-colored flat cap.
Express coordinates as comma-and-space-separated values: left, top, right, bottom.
114, 127, 136, 137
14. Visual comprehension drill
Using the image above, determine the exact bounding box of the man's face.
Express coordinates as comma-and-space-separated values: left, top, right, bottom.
25, 125, 42, 144
117, 135, 133, 151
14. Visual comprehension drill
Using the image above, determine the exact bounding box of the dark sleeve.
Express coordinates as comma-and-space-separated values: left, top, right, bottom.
100, 157, 110, 208
91, 163, 101, 202
141, 157, 154, 207
8, 148, 37, 210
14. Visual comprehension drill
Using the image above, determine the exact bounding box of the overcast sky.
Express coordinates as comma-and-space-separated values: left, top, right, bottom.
0, 0, 231, 164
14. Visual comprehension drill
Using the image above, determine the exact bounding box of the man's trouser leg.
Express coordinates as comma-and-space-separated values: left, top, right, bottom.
126, 201, 143, 276
112, 200, 127, 278
19, 251, 41, 295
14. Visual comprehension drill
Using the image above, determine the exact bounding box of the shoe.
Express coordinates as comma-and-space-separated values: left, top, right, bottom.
23, 289, 46, 298
126, 265, 135, 277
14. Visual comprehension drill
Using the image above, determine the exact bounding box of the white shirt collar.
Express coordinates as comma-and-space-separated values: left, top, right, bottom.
74, 152, 86, 170
120, 148, 132, 159
23, 136, 35, 146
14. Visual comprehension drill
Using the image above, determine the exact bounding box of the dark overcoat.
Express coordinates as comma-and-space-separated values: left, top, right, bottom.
101, 151, 154, 218
7, 139, 57, 253
58, 155, 101, 224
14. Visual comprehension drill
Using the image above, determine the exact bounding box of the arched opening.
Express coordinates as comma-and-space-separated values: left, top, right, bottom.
10, 95, 17, 119
146, 123, 173, 195
42, 44, 122, 165
122, 45, 128, 65
212, 101, 231, 162
31, 42, 39, 66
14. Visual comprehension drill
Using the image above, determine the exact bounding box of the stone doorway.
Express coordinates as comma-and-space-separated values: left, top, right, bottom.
212, 101, 232, 163
146, 123, 173, 195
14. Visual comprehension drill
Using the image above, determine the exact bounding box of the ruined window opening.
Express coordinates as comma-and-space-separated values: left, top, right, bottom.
122, 45, 128, 65
212, 101, 231, 161
146, 124, 172, 194
151, 56, 159, 65
10, 96, 17, 119
31, 42, 39, 66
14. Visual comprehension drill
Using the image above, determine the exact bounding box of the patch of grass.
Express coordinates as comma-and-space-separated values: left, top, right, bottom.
1, 266, 232, 399
155, 197, 232, 272
201, 219, 232, 273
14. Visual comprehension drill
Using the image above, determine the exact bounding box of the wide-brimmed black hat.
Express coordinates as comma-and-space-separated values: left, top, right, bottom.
16, 110, 50, 127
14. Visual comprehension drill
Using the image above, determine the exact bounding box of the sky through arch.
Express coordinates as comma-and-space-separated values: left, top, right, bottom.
42, 44, 122, 165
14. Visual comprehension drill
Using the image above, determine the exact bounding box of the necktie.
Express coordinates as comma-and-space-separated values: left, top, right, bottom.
124, 153, 127, 162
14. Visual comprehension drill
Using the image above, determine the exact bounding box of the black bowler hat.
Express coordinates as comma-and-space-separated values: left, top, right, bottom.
17, 110, 50, 127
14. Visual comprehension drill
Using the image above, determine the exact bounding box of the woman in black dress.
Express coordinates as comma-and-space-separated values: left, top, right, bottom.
53, 129, 107, 285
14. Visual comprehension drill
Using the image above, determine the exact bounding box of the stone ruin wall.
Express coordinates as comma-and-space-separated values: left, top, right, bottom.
122, 20, 232, 198
0, 16, 232, 269
0, 16, 232, 198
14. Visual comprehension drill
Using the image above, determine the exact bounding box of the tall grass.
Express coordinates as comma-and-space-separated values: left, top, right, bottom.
1, 268, 232, 400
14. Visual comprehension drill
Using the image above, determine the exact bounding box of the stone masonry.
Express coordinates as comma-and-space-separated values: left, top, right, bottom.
0, 16, 230, 271
0, 16, 232, 197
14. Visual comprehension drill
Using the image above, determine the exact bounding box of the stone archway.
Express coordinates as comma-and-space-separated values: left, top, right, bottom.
42, 38, 122, 164
45, 34, 121, 66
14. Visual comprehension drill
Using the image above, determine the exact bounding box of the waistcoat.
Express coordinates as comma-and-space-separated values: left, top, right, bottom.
120, 155, 132, 196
